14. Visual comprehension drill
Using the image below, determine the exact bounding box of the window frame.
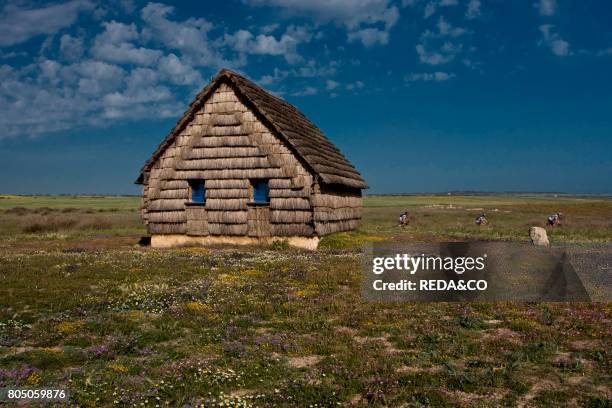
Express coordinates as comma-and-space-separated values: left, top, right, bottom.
249, 179, 270, 205
187, 179, 206, 205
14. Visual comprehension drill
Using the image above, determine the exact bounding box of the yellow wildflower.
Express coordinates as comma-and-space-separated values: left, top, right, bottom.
26, 372, 42, 386
185, 301, 212, 313
108, 363, 129, 374
56, 320, 84, 334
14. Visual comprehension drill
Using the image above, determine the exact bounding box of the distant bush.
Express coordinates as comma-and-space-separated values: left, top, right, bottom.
23, 216, 78, 233
78, 217, 113, 230
5, 207, 29, 216
21, 215, 113, 233
60, 208, 79, 213
35, 207, 54, 214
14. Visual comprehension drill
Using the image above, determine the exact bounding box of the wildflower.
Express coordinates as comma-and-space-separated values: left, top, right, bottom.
26, 372, 42, 386
184, 301, 212, 313
56, 320, 84, 334
86, 344, 109, 357
108, 363, 129, 374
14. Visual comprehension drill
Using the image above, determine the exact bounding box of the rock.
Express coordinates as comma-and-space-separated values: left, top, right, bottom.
529, 227, 549, 246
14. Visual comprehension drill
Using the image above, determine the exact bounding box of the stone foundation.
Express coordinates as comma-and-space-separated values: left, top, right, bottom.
150, 234, 320, 250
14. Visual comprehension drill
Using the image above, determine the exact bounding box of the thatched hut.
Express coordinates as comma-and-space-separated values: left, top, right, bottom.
136, 69, 367, 249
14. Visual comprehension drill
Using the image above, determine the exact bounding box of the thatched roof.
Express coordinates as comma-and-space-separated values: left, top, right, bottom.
136, 69, 367, 189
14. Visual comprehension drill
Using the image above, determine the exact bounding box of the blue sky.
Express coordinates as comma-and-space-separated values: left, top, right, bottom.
0, 0, 610, 194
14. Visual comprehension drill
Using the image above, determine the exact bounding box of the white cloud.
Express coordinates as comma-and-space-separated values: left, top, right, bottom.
416, 16, 467, 66
260, 23, 280, 34
59, 34, 84, 61
0, 50, 27, 59
539, 24, 570, 57
596, 48, 612, 57
423, 0, 458, 19
347, 28, 389, 47
536, 0, 556, 16
424, 2, 437, 18
325, 79, 339, 90
93, 41, 163, 66
99, 65, 182, 119
0, 0, 94, 47
466, 0, 481, 19
416, 41, 463, 65
224, 25, 312, 63
99, 20, 139, 43
294, 59, 338, 77
0, 60, 117, 138
158, 53, 202, 85
245, 0, 398, 47
125, 67, 159, 89
435, 16, 466, 37
0, 52, 190, 139
346, 80, 364, 91
140, 2, 230, 68
257, 68, 290, 85
550, 39, 570, 56
0, 2, 223, 139
91, 20, 163, 66
61, 60, 126, 96
73, 60, 126, 85
292, 86, 318, 96
102, 86, 171, 111
246, 0, 398, 29
405, 71, 455, 81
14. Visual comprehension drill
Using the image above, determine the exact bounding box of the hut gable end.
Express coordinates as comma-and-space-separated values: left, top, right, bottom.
142, 83, 315, 237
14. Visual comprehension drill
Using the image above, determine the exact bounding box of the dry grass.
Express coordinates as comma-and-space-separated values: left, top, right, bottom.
21, 214, 113, 233
0, 206, 143, 239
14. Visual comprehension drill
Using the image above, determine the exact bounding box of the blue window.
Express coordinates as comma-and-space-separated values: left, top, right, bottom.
189, 180, 206, 203
251, 179, 269, 203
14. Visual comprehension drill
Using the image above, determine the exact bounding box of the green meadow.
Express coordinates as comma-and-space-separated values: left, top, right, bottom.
0, 194, 610, 407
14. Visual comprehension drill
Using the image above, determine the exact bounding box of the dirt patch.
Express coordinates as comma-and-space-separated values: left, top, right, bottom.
485, 319, 503, 325
287, 355, 323, 369
334, 326, 358, 336
595, 385, 611, 398
353, 334, 402, 354
566, 376, 588, 386
396, 365, 443, 374
480, 327, 522, 345
230, 389, 258, 397
441, 389, 502, 407
569, 339, 601, 351
516, 379, 558, 408
553, 351, 592, 372
334, 327, 402, 354
348, 393, 362, 405
254, 327, 274, 335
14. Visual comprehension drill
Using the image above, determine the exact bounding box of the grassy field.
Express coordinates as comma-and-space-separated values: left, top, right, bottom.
0, 195, 610, 407
0, 195, 139, 210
